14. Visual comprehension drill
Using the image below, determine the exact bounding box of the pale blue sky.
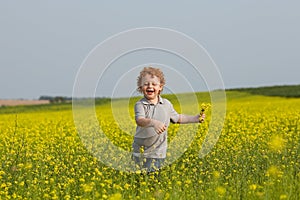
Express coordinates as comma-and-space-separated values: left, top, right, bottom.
1, 1, 299, 99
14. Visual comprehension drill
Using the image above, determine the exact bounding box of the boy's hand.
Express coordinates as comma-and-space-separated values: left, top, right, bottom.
151, 119, 167, 134
199, 108, 206, 123
199, 113, 206, 123
196, 113, 206, 123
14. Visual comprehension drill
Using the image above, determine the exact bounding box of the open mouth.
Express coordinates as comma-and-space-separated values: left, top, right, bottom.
146, 89, 155, 95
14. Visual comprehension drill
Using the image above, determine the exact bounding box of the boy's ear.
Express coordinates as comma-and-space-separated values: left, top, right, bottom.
138, 86, 142, 92
158, 85, 163, 94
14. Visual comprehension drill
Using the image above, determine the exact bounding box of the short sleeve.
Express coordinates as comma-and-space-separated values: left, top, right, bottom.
134, 101, 145, 120
166, 99, 180, 123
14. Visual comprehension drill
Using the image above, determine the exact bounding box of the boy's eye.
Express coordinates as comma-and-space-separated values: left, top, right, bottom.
143, 82, 159, 86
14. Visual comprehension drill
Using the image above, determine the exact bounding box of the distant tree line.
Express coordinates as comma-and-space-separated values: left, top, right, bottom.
227, 84, 300, 98
39, 96, 112, 105
39, 96, 72, 103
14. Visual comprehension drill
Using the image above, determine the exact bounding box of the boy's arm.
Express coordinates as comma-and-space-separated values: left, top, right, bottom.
135, 117, 152, 127
177, 114, 205, 124
136, 117, 167, 134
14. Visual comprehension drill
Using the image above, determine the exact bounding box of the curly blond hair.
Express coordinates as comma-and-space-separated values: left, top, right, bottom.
137, 66, 166, 93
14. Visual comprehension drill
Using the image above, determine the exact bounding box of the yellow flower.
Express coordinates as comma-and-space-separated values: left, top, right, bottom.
185, 179, 192, 185
249, 184, 257, 191
280, 194, 288, 199
123, 183, 130, 190
268, 135, 286, 152
176, 181, 182, 186
164, 192, 170, 200
109, 193, 122, 200
266, 165, 282, 177
213, 171, 220, 179
81, 182, 94, 193
25, 163, 32, 169
216, 186, 226, 196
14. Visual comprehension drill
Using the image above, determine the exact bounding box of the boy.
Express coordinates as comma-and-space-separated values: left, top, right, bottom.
132, 66, 205, 172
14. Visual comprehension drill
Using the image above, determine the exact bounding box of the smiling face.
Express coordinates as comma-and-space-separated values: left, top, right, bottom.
140, 74, 163, 104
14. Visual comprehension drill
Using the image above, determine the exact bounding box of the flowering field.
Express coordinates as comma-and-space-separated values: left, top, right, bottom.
0, 91, 299, 199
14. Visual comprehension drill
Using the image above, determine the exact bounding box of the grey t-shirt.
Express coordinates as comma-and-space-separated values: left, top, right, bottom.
132, 96, 180, 158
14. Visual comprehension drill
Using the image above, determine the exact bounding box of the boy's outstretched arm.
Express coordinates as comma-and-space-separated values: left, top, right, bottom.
136, 117, 167, 134
177, 113, 205, 124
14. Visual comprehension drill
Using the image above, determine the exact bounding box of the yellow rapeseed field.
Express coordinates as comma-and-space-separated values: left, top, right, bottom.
0, 91, 299, 199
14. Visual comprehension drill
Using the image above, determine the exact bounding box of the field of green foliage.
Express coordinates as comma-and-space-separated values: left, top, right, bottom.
0, 89, 299, 199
